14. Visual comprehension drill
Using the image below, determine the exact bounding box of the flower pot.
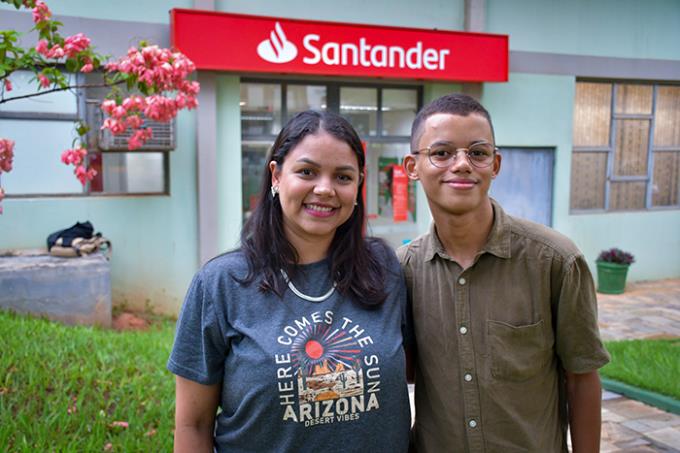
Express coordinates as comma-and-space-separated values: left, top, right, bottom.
596, 261, 630, 294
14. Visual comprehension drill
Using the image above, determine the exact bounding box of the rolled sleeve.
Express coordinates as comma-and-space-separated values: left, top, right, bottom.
555, 255, 610, 373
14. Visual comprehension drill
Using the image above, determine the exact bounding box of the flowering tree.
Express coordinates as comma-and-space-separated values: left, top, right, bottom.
0, 0, 199, 213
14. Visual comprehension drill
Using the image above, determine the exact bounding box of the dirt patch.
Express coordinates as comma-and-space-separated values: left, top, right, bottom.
112, 312, 150, 331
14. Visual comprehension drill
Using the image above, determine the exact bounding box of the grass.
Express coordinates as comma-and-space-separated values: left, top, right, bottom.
601, 338, 680, 400
0, 310, 177, 452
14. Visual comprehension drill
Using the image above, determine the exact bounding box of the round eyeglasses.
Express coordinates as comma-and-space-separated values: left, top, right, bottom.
411, 141, 498, 168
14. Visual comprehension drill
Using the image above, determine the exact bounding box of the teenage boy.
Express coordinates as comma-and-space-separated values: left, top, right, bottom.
397, 94, 609, 453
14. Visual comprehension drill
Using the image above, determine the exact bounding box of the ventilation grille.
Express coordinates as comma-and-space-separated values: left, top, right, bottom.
86, 100, 176, 151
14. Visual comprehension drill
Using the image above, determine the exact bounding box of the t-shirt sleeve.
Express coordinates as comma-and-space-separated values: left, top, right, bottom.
167, 271, 229, 385
555, 254, 611, 373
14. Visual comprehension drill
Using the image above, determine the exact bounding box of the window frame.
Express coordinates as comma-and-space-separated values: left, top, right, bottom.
571, 79, 680, 213
0, 71, 171, 198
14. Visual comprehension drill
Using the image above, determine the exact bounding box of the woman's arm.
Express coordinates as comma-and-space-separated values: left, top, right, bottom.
174, 375, 221, 453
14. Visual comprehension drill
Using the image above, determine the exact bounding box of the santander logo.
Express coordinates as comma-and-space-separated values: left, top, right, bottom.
256, 21, 451, 71
257, 22, 298, 64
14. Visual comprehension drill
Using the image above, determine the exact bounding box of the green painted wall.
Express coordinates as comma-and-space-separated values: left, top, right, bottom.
217, 0, 465, 30
488, 0, 680, 60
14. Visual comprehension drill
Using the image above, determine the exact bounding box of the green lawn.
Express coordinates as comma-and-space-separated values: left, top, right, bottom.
0, 310, 177, 452
601, 339, 680, 400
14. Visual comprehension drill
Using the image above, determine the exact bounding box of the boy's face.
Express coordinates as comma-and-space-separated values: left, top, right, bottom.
404, 112, 501, 218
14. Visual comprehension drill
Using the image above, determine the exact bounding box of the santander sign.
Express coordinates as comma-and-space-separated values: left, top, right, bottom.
172, 10, 508, 82
258, 22, 450, 71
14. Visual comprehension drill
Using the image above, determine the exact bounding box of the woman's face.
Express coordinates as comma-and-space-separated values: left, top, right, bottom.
270, 130, 361, 255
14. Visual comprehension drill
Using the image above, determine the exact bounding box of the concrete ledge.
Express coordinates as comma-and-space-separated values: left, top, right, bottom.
0, 253, 111, 327
602, 377, 680, 416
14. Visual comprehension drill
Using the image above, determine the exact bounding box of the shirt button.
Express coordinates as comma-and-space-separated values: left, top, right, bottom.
469, 419, 478, 428
458, 277, 466, 285
459, 326, 468, 335
464, 373, 473, 382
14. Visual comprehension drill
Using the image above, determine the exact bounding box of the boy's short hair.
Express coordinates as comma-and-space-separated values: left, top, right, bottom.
411, 93, 496, 150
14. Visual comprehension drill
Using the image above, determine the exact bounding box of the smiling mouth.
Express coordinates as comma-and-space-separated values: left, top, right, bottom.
445, 180, 477, 189
304, 203, 337, 216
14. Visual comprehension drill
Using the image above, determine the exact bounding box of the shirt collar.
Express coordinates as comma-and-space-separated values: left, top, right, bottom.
422, 198, 512, 262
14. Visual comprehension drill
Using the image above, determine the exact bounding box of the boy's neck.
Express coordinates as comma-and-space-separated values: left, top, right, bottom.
432, 199, 494, 270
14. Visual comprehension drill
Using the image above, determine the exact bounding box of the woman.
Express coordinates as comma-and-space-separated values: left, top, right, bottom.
168, 110, 412, 452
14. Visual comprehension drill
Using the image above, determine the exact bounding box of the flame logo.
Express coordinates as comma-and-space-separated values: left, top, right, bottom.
257, 22, 298, 64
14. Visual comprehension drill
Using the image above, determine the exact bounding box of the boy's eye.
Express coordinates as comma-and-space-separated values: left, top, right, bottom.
430, 147, 452, 158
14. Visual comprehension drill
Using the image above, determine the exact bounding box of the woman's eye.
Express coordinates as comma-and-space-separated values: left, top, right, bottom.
338, 174, 353, 183
298, 168, 314, 177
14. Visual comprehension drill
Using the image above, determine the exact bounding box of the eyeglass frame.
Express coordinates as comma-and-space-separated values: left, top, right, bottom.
410, 141, 499, 168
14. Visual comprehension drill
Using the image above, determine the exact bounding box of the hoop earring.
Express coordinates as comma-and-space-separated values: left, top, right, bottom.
271, 185, 279, 198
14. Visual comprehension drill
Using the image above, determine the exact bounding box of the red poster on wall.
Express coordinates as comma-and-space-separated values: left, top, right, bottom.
171, 9, 508, 82
391, 165, 409, 223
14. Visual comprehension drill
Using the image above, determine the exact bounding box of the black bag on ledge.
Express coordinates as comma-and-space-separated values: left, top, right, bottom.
47, 221, 112, 258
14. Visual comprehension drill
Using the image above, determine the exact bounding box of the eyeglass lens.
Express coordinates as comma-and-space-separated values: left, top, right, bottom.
428, 143, 495, 168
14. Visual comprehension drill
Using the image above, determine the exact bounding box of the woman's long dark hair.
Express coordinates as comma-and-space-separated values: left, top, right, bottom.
240, 110, 387, 307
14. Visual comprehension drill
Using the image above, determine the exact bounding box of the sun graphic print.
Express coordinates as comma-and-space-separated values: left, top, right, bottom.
291, 323, 365, 404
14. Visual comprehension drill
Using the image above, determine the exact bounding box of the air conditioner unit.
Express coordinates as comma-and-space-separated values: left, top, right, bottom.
87, 100, 176, 151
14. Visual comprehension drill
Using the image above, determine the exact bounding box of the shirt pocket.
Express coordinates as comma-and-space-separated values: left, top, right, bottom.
487, 319, 552, 382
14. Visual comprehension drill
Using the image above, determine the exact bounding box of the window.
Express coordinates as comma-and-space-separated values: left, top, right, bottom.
0, 70, 170, 197
570, 81, 680, 211
240, 80, 421, 247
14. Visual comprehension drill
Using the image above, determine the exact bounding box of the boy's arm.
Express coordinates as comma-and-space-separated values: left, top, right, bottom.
565, 370, 602, 453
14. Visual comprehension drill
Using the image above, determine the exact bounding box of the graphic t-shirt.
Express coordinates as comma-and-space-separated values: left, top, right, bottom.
168, 245, 412, 453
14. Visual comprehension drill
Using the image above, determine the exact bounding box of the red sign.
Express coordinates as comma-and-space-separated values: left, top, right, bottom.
171, 9, 508, 82
391, 165, 409, 223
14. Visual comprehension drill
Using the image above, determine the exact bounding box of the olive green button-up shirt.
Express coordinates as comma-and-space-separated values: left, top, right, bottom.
397, 200, 610, 453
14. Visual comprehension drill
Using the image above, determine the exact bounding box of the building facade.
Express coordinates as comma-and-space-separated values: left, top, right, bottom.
1, 0, 678, 313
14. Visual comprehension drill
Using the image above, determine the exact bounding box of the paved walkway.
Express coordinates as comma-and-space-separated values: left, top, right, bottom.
597, 279, 680, 453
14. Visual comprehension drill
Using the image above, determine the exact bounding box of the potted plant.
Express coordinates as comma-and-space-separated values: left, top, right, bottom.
596, 248, 635, 294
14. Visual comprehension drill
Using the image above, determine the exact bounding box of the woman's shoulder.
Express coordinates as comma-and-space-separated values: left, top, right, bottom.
198, 249, 249, 282
364, 237, 400, 272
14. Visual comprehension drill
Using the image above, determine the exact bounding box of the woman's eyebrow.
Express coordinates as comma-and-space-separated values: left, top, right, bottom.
295, 158, 358, 173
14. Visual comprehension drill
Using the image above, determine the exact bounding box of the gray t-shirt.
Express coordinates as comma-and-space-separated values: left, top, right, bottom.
168, 244, 412, 452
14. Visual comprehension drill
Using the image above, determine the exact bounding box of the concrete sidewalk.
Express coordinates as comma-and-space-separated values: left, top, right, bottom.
597, 279, 680, 453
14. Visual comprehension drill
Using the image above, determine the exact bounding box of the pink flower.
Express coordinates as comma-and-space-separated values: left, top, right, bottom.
125, 115, 143, 129
32, 0, 51, 24
0, 138, 16, 173
111, 106, 127, 119
35, 39, 49, 56
3, 79, 12, 92
110, 421, 129, 429
46, 44, 64, 59
101, 118, 126, 135
74, 165, 97, 186
80, 63, 94, 73
100, 100, 117, 115
122, 95, 144, 112
60, 147, 87, 166
63, 33, 91, 58
38, 74, 50, 88
127, 128, 152, 150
